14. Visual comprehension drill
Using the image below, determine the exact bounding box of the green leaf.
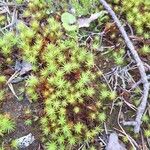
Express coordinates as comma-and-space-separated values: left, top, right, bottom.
62, 23, 77, 31
61, 12, 77, 31
61, 12, 76, 24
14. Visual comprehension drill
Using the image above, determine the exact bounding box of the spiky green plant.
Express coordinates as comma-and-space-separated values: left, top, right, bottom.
16, 1, 103, 147
0, 76, 6, 83
11, 139, 19, 150
144, 128, 150, 138
0, 114, 15, 136
70, 0, 99, 16
110, 0, 150, 38
0, 0, 112, 149
24, 119, 32, 126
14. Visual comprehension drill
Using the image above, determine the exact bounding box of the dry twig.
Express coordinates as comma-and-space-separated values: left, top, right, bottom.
117, 105, 138, 149
99, 0, 150, 133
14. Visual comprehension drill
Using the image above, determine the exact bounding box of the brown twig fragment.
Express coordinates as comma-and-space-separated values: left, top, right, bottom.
99, 0, 150, 133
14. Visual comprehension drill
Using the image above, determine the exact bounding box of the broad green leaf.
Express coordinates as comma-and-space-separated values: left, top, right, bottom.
61, 12, 76, 24
62, 23, 77, 31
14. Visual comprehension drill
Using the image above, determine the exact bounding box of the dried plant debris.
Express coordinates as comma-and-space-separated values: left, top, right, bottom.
15, 60, 32, 76
77, 11, 107, 28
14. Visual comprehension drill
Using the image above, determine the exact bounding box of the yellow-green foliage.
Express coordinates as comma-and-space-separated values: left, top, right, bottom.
112, 0, 150, 38
0, 15, 6, 27
0, 114, 15, 136
123, 0, 150, 37
0, 0, 107, 149
0, 0, 149, 149
142, 114, 150, 138
71, 0, 99, 16
23, 1, 103, 148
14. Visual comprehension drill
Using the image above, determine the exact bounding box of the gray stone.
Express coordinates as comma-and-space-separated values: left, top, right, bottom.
16, 133, 35, 149
106, 133, 127, 150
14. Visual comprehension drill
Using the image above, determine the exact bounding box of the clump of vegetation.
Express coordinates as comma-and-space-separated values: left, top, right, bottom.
140, 45, 150, 54
37, 40, 103, 148
111, 0, 150, 38
0, 114, 15, 136
71, 0, 99, 16
122, 0, 150, 38
0, 0, 149, 149
11, 139, 19, 150
105, 1, 150, 61
0, 0, 110, 149
22, 1, 106, 148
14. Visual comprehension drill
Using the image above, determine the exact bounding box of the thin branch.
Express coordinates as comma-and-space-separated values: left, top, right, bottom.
117, 104, 138, 149
99, 0, 150, 133
131, 75, 150, 90
0, 2, 24, 7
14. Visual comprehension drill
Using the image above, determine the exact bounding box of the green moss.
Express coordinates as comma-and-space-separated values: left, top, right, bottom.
144, 128, 150, 138
0, 114, 15, 136
111, 0, 150, 38
70, 0, 99, 16
140, 45, 150, 54
1, 0, 139, 148
0, 75, 6, 83
0, 1, 107, 148
11, 139, 19, 150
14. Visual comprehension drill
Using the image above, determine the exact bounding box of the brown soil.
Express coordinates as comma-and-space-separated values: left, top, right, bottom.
0, 87, 42, 150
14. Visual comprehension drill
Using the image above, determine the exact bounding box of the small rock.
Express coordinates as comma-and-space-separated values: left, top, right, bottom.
106, 133, 127, 150
16, 133, 35, 149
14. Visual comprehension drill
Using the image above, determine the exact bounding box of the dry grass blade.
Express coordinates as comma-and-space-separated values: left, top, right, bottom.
8, 83, 19, 100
